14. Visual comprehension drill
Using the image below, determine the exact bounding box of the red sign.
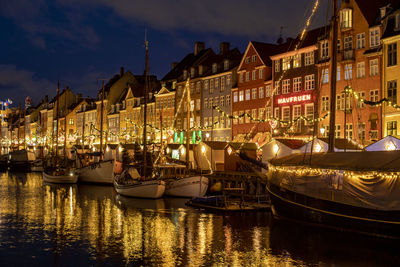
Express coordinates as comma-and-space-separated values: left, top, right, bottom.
277, 94, 311, 105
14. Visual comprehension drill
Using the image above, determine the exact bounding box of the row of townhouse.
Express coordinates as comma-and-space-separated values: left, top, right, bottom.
2, 0, 400, 152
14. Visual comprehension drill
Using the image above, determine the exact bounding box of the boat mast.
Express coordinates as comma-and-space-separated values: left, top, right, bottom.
142, 32, 149, 176
186, 79, 190, 170
64, 87, 67, 157
328, 0, 338, 152
55, 81, 60, 158
82, 106, 85, 155
100, 81, 104, 160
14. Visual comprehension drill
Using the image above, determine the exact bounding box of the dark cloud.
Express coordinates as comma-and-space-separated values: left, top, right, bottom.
0, 0, 100, 49
58, 0, 328, 39
0, 65, 56, 105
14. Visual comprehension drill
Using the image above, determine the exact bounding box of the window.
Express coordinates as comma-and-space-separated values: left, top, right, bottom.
370, 89, 379, 102
183, 70, 188, 79
251, 109, 257, 121
259, 68, 264, 79
226, 95, 231, 106
275, 60, 281, 72
344, 36, 353, 50
322, 68, 329, 84
190, 82, 195, 94
388, 43, 397, 67
245, 57, 250, 64
321, 40, 329, 58
233, 92, 238, 103
282, 107, 290, 121
245, 72, 250, 81
387, 121, 397, 136
220, 76, 225, 92
209, 97, 213, 109
335, 125, 341, 138
257, 108, 264, 120
345, 64, 352, 80
321, 125, 329, 137
224, 60, 229, 70
305, 52, 314, 65
357, 62, 365, 78
357, 91, 365, 108
239, 73, 243, 83
274, 81, 280, 95
196, 81, 201, 93
190, 100, 195, 111
282, 57, 291, 70
245, 89, 251, 100
252, 70, 257, 80
293, 77, 302, 92
233, 112, 238, 124
210, 79, 214, 94
356, 33, 365, 49
204, 80, 209, 92
214, 97, 218, 109
212, 63, 217, 73
265, 85, 271, 97
196, 99, 201, 110
337, 39, 341, 53
336, 94, 343, 110
370, 59, 379, 76
293, 105, 301, 121
190, 68, 195, 78
220, 96, 224, 107
266, 107, 271, 120
345, 123, 353, 139
322, 96, 329, 112
215, 78, 219, 91
358, 123, 366, 141
369, 27, 380, 48
305, 75, 315, 90
293, 54, 301, 68
340, 8, 353, 29
220, 116, 225, 128
251, 55, 257, 62
274, 107, 280, 120
245, 109, 250, 123
69, 118, 74, 125
252, 88, 257, 99
258, 87, 264, 98
204, 98, 208, 109
337, 66, 341, 81
226, 75, 231, 87
239, 111, 244, 124
305, 104, 314, 125
388, 80, 397, 104
282, 79, 290, 94
239, 91, 244, 101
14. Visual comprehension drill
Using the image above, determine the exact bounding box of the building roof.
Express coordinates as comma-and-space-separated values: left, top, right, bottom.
275, 138, 308, 149
318, 138, 362, 150
250, 41, 279, 66
354, 0, 397, 26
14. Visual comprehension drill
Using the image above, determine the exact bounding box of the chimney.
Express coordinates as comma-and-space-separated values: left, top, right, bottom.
194, 42, 205, 56
171, 62, 178, 69
219, 42, 230, 55
120, 66, 124, 77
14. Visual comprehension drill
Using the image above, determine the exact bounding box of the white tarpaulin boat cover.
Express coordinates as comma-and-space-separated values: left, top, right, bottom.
269, 151, 400, 210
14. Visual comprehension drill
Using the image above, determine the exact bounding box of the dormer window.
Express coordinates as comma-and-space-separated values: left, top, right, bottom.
251, 55, 257, 62
212, 63, 217, 73
340, 8, 352, 29
198, 65, 203, 75
223, 60, 229, 70
183, 70, 188, 79
369, 27, 380, 48
190, 67, 195, 78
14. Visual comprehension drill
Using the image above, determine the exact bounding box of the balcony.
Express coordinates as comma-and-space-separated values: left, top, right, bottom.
340, 49, 355, 62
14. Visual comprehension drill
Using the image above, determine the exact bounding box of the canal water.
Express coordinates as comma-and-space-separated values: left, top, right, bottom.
0, 172, 399, 266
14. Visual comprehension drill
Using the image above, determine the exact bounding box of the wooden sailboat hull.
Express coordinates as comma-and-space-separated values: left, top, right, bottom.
43, 172, 78, 184
114, 179, 165, 199
267, 182, 400, 238
165, 176, 209, 198
78, 160, 115, 184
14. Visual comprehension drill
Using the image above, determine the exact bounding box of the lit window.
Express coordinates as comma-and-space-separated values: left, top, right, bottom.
345, 64, 352, 80
340, 8, 353, 29
322, 69, 329, 84
239, 91, 244, 101
293, 54, 301, 68
282, 57, 291, 70
233, 92, 238, 103
245, 89, 251, 100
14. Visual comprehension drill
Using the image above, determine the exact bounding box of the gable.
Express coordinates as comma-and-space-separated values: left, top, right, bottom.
156, 86, 171, 95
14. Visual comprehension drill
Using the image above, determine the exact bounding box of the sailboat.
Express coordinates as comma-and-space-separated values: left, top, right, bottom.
266, 0, 400, 238
75, 81, 115, 184
156, 79, 209, 198
43, 82, 78, 184
114, 36, 166, 199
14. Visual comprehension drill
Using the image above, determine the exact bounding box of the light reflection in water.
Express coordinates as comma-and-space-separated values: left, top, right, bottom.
1, 172, 400, 266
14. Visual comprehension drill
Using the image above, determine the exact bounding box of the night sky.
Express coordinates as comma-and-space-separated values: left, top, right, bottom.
0, 0, 330, 106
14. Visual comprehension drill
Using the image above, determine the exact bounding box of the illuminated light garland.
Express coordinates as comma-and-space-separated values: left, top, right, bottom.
344, 86, 400, 109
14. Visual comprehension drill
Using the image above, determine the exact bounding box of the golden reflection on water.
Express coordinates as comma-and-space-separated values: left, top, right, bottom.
0, 171, 308, 266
